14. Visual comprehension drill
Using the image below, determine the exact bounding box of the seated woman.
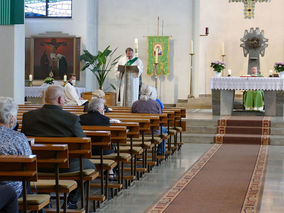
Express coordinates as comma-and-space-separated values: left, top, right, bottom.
244, 67, 264, 111
92, 89, 110, 113
80, 98, 114, 155
0, 97, 32, 198
132, 85, 166, 155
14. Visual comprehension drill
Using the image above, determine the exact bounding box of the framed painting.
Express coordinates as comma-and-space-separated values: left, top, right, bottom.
26, 36, 80, 81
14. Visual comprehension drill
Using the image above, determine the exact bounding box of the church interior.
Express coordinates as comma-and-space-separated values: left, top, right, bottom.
0, 0, 284, 212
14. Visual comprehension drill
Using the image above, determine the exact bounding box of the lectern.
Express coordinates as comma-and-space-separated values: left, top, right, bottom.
118, 65, 139, 106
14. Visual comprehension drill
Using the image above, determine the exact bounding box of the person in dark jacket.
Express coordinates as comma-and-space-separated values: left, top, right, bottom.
21, 85, 95, 209
80, 98, 113, 155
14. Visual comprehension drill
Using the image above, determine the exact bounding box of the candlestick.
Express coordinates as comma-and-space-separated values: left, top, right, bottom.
222, 42, 225, 55
190, 40, 194, 54
155, 48, 159, 64
29, 74, 33, 81
227, 69, 232, 77
64, 74, 67, 82
269, 69, 273, 77
189, 53, 195, 98
134, 38, 139, 57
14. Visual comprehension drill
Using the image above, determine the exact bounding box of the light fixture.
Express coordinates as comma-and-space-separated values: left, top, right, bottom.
229, 0, 271, 19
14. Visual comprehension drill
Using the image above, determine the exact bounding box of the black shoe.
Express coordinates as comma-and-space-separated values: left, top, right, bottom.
67, 201, 78, 209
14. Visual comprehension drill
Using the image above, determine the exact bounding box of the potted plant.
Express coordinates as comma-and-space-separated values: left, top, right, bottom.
43, 77, 54, 85
274, 62, 284, 78
210, 61, 225, 77
80, 46, 121, 90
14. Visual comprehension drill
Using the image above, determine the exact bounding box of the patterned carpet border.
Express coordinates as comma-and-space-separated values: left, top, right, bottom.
241, 145, 269, 213
146, 144, 222, 213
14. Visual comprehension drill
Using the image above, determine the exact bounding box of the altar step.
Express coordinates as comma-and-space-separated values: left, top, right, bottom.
184, 117, 284, 145
232, 110, 265, 116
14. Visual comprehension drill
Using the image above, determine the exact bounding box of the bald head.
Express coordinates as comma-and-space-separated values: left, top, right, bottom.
45, 85, 65, 107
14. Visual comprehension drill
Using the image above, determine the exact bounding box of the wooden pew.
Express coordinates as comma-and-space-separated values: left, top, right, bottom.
30, 137, 99, 212
82, 130, 118, 207
0, 155, 50, 213
81, 126, 132, 188
31, 144, 77, 213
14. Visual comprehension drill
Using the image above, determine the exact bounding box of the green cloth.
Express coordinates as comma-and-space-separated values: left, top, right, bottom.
244, 90, 264, 108
147, 36, 170, 76
125, 57, 138, 66
244, 74, 264, 110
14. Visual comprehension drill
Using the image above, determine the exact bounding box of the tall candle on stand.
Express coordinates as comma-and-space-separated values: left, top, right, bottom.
155, 48, 159, 64
190, 40, 194, 54
134, 38, 139, 57
29, 74, 33, 81
222, 42, 225, 55
64, 74, 67, 82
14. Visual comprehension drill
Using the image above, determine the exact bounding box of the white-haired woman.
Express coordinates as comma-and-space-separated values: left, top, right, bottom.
0, 97, 32, 197
132, 85, 162, 114
131, 85, 166, 155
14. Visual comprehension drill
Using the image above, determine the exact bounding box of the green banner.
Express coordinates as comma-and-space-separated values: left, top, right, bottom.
147, 36, 170, 76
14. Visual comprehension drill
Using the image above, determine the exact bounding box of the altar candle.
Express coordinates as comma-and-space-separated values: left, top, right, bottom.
222, 42, 225, 55
269, 69, 273, 76
228, 69, 232, 76
29, 74, 33, 81
155, 48, 159, 64
64, 74, 67, 82
190, 40, 194, 54
134, 38, 139, 57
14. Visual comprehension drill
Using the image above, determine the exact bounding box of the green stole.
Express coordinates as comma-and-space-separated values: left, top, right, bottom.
125, 57, 138, 66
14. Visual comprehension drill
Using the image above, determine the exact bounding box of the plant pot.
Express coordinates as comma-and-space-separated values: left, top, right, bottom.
279, 72, 284, 79
214, 71, 222, 77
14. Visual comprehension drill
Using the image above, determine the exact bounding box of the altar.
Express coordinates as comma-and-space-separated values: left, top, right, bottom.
25, 86, 86, 104
211, 77, 284, 116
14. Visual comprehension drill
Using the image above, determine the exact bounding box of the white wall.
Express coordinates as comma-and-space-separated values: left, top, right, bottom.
25, 0, 98, 91
98, 0, 193, 104
200, 0, 284, 94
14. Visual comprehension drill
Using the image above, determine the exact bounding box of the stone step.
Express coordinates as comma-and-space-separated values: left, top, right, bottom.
188, 126, 217, 134
183, 133, 214, 144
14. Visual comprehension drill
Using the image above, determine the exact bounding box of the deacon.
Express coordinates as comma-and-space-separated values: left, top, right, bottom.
115, 47, 143, 106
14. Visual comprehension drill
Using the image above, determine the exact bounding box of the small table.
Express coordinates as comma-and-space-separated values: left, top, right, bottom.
210, 77, 284, 116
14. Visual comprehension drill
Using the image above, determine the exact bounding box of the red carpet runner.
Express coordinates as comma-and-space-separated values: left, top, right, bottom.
215, 116, 271, 145
147, 144, 268, 213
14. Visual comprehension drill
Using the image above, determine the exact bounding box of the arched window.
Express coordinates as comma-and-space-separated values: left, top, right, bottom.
25, 0, 72, 18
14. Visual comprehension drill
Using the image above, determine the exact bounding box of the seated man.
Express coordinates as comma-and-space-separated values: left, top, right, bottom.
132, 85, 166, 155
0, 97, 32, 198
21, 85, 95, 209
80, 98, 114, 155
64, 74, 88, 106
244, 67, 264, 111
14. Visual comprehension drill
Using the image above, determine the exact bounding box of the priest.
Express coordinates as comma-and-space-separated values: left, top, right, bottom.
243, 67, 264, 111
115, 47, 143, 106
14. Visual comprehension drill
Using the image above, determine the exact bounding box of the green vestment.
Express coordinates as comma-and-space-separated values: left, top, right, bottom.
243, 74, 264, 110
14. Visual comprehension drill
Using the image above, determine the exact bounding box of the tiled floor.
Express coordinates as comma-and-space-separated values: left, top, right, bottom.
95, 143, 284, 213
97, 144, 212, 213
93, 110, 284, 212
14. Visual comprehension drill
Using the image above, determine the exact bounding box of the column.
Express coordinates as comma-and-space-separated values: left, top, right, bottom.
0, 0, 25, 103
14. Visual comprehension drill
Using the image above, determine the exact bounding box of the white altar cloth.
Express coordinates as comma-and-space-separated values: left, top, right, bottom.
210, 77, 284, 91
25, 86, 86, 97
